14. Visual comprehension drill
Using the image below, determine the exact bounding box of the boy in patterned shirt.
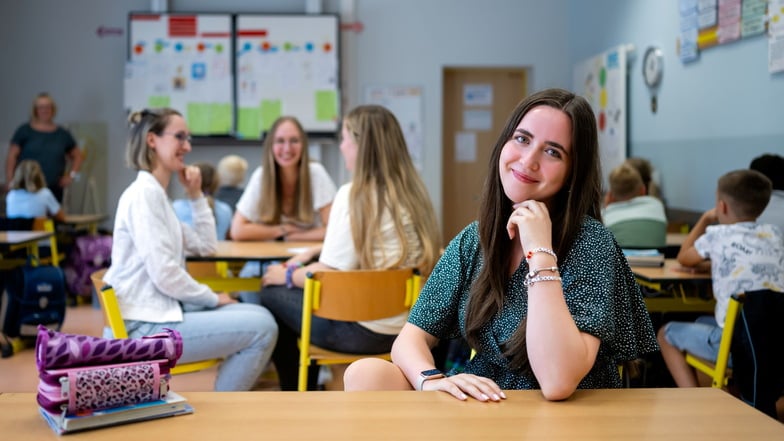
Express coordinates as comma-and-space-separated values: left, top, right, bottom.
657, 169, 784, 387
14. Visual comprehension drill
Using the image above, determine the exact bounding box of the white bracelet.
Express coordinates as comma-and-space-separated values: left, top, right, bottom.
526, 247, 557, 263
524, 275, 563, 287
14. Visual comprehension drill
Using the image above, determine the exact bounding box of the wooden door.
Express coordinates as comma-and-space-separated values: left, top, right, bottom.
441, 67, 527, 244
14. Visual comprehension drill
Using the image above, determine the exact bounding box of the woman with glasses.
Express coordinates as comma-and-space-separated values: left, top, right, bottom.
5, 93, 84, 203
103, 108, 278, 391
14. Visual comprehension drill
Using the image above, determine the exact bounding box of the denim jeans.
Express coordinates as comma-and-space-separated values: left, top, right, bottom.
260, 285, 397, 391
662, 315, 725, 364
124, 303, 278, 391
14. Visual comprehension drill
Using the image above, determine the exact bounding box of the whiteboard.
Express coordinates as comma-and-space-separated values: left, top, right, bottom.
125, 13, 233, 136
572, 45, 628, 191
235, 14, 340, 139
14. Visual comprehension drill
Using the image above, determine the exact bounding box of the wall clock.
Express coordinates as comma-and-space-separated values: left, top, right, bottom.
642, 46, 663, 112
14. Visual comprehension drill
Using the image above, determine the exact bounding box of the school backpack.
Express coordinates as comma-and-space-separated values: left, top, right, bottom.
63, 235, 112, 297
1, 256, 67, 338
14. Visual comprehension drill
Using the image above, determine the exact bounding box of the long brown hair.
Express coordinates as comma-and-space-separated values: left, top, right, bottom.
257, 116, 314, 225
464, 88, 602, 371
343, 105, 441, 275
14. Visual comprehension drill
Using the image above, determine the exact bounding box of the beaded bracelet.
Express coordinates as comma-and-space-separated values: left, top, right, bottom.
285, 262, 304, 289
524, 275, 563, 287
526, 247, 557, 263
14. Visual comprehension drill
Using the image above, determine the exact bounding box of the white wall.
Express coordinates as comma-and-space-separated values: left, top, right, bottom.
5, 0, 774, 230
1, 0, 573, 229
353, 0, 571, 224
568, 0, 784, 211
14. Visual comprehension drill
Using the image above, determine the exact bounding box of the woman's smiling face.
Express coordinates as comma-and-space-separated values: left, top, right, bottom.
498, 105, 572, 206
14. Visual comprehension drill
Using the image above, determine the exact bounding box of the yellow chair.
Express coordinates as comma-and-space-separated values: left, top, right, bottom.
32, 218, 63, 267
685, 294, 743, 388
90, 269, 221, 375
298, 268, 421, 391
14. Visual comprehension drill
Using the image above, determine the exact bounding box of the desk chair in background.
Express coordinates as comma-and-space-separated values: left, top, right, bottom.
89, 269, 221, 376
685, 290, 784, 418
298, 268, 421, 391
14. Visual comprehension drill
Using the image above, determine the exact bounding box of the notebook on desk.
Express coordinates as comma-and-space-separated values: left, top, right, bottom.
622, 249, 665, 267
39, 391, 193, 435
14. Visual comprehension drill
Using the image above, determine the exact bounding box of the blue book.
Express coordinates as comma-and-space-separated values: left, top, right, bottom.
39, 391, 193, 434
622, 249, 664, 267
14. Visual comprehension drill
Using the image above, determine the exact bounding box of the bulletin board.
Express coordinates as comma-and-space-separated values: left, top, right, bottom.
572, 45, 629, 190
235, 14, 340, 140
125, 13, 234, 136
363, 85, 424, 171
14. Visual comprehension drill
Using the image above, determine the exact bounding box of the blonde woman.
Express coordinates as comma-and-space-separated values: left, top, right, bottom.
6, 93, 83, 202
6, 159, 65, 221
260, 105, 441, 390
230, 116, 336, 242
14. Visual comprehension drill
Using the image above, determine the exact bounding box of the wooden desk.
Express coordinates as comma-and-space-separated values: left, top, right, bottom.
633, 259, 715, 313
2, 389, 783, 440
187, 241, 321, 291
0, 231, 54, 260
666, 232, 688, 247
62, 214, 108, 235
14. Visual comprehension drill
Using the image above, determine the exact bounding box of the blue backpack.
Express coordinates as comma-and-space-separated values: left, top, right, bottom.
2, 256, 66, 338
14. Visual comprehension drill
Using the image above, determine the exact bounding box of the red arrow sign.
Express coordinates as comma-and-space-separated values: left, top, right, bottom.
96, 26, 124, 38
340, 21, 364, 33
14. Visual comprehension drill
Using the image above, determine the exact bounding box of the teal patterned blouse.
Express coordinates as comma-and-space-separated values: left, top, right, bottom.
409, 217, 658, 389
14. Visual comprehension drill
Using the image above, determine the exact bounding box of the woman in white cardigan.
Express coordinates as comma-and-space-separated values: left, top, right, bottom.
104, 108, 277, 391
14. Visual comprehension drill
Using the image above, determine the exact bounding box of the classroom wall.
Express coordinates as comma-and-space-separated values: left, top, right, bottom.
568, 0, 784, 211
2, 0, 780, 230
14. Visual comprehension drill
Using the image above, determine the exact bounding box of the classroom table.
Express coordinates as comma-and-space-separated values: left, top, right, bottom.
2, 388, 783, 440
186, 241, 321, 292
62, 214, 109, 235
0, 231, 54, 269
632, 258, 715, 313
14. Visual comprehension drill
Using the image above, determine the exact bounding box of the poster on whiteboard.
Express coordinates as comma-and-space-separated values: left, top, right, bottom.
235, 14, 340, 139
363, 85, 424, 171
126, 13, 233, 136
573, 45, 628, 191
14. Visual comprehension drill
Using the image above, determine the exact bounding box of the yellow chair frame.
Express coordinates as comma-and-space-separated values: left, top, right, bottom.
33, 218, 62, 267
685, 293, 743, 388
298, 268, 421, 391
90, 269, 221, 375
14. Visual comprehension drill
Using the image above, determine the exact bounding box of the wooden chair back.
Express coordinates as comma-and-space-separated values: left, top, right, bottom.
297, 268, 420, 391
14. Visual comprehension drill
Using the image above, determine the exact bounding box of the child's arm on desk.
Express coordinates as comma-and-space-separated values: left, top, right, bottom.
677, 208, 717, 268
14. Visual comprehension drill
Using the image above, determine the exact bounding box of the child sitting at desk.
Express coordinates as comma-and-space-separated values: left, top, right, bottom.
173, 162, 232, 240
5, 159, 64, 221
657, 169, 784, 387
602, 162, 667, 249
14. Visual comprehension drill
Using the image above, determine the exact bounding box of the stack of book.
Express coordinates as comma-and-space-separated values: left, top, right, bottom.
39, 391, 193, 435
622, 248, 665, 267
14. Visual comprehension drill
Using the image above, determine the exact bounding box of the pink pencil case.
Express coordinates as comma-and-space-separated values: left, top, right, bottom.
37, 359, 171, 415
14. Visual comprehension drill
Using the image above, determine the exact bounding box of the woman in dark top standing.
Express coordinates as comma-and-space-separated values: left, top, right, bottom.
5, 93, 83, 202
